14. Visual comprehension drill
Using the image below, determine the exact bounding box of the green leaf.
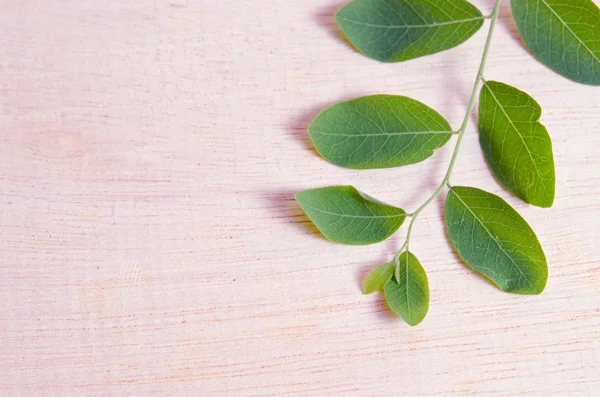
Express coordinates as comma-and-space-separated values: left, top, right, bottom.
308, 95, 453, 169
295, 186, 406, 245
510, 0, 600, 85
384, 251, 429, 326
363, 262, 395, 294
335, 0, 484, 62
478, 81, 555, 208
444, 186, 548, 295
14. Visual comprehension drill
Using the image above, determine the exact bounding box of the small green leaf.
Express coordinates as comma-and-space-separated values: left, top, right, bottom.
295, 186, 406, 245
510, 0, 600, 85
478, 81, 555, 208
384, 251, 429, 326
335, 0, 484, 62
444, 186, 548, 294
363, 262, 395, 294
309, 95, 453, 169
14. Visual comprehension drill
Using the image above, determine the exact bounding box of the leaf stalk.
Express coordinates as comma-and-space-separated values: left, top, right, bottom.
395, 0, 503, 266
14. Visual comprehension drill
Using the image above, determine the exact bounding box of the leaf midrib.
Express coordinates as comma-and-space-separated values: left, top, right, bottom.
311, 130, 452, 137
403, 254, 412, 324
336, 16, 484, 29
450, 189, 535, 289
301, 202, 404, 219
483, 84, 550, 198
539, 0, 600, 65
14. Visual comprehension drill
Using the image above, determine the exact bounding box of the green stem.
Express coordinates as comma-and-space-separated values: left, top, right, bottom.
395, 0, 502, 264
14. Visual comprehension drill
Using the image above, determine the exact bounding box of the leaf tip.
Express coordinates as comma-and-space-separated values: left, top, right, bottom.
536, 195, 555, 209
498, 277, 547, 295
406, 318, 425, 327
522, 191, 554, 208
293, 190, 308, 206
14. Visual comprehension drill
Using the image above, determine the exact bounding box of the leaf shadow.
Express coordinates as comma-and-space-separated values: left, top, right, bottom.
259, 188, 327, 241
470, 100, 480, 131
372, 292, 401, 322
287, 106, 321, 155
441, 51, 481, 129
402, 158, 449, 214
486, 0, 529, 53
314, 1, 360, 54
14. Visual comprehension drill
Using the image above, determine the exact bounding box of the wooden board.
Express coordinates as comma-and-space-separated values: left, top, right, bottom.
1, 0, 599, 395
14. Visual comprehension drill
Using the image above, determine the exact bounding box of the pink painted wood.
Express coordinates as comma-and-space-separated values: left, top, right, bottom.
1, 1, 598, 395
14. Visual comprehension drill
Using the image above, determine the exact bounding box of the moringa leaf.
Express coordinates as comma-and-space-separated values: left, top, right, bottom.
510, 0, 600, 85
444, 186, 548, 295
363, 262, 395, 294
295, 186, 406, 245
478, 81, 555, 208
309, 95, 453, 169
384, 251, 429, 326
335, 0, 485, 62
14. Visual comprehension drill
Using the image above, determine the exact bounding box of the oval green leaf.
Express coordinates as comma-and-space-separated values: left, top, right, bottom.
383, 251, 429, 326
295, 186, 406, 245
335, 0, 485, 62
510, 0, 600, 85
363, 262, 394, 294
309, 95, 453, 169
479, 81, 555, 208
444, 186, 548, 294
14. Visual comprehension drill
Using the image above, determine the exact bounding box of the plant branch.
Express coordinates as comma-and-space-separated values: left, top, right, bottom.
395, 0, 503, 265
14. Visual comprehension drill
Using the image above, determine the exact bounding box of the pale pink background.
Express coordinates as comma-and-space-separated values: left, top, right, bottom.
1, 0, 599, 395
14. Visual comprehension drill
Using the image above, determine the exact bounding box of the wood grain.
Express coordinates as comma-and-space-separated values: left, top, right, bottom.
1, 0, 599, 395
